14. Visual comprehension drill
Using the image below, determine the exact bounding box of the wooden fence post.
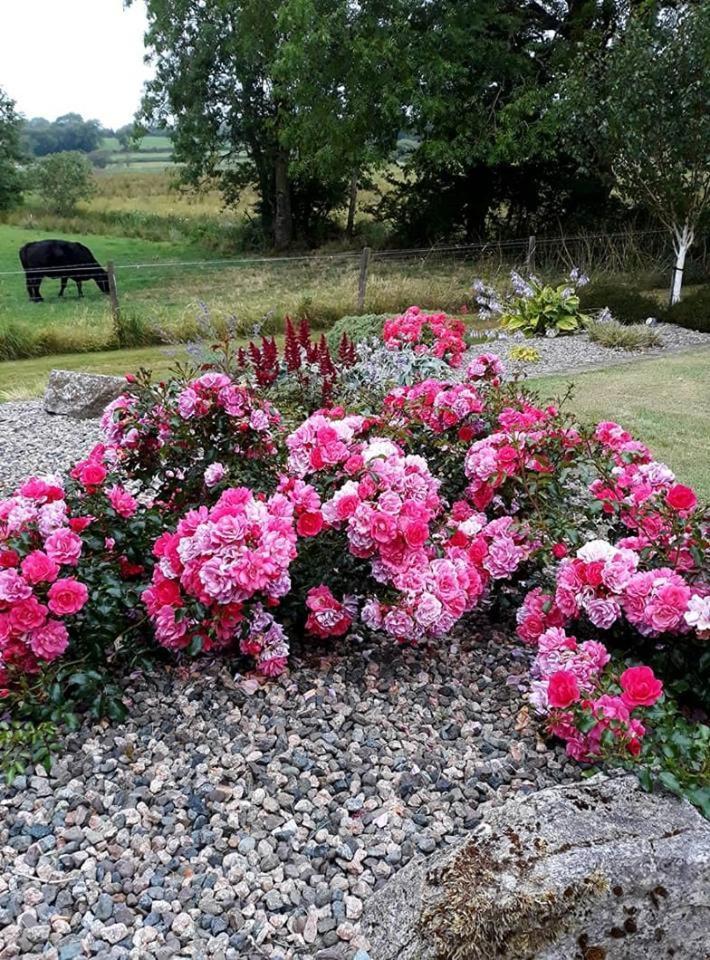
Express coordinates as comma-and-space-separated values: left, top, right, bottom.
107, 261, 120, 326
357, 246, 371, 312
526, 235, 536, 273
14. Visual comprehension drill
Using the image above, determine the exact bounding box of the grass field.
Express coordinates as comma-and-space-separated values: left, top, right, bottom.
531, 350, 710, 498
0, 222, 494, 360
98, 134, 174, 171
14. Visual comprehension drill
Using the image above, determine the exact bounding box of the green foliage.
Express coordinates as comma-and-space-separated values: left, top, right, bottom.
664, 285, 710, 333
579, 280, 660, 325
0, 720, 60, 783
562, 4, 710, 301
635, 702, 710, 817
23, 113, 102, 157
326, 313, 386, 350
30, 151, 96, 215
0, 87, 25, 213
585, 319, 662, 351
499, 279, 589, 337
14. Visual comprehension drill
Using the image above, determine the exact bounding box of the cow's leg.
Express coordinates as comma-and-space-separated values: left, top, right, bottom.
75, 279, 83, 298
27, 275, 43, 302
58, 277, 67, 298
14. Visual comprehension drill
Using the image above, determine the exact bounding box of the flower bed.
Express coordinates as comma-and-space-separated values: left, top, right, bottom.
0, 306, 708, 811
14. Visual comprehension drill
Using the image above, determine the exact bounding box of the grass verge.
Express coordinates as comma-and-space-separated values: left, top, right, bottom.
530, 350, 710, 498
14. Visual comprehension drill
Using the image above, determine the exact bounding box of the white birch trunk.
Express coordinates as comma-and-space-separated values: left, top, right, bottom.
669, 223, 693, 305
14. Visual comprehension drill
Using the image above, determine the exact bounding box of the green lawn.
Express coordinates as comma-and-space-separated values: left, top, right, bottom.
530, 350, 710, 498
0, 344, 190, 400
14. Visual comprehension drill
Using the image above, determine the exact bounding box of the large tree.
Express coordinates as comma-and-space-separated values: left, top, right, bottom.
379, 1, 642, 243
0, 87, 25, 212
133, 0, 403, 248
563, 3, 710, 303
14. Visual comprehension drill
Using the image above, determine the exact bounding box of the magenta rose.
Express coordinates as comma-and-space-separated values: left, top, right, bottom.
620, 666, 663, 708
21, 550, 59, 585
547, 670, 580, 708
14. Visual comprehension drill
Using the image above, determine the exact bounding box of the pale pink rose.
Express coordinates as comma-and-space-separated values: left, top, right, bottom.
584, 597, 621, 630
44, 528, 82, 566
204, 463, 226, 488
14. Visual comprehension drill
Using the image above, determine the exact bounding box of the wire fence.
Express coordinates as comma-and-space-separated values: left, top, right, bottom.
1, 227, 706, 357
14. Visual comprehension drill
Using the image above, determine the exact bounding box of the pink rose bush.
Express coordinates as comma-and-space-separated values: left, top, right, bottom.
0, 477, 86, 679
0, 321, 707, 795
383, 306, 467, 367
100, 371, 282, 507
143, 487, 298, 674
529, 624, 664, 761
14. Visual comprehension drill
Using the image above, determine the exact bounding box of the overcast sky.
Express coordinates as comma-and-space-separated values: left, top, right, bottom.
0, 0, 153, 129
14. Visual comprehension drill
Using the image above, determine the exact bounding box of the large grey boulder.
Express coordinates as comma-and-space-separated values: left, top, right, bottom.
44, 369, 126, 419
363, 775, 710, 960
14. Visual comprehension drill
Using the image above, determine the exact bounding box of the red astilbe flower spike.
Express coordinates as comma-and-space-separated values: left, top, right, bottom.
298, 316, 311, 349
284, 316, 301, 372
338, 332, 357, 368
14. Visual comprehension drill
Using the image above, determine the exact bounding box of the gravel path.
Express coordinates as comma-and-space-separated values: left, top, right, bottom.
475, 322, 710, 377
0, 630, 578, 960
0, 402, 101, 495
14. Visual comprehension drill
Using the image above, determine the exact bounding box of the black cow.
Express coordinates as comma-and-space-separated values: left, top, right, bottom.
19, 240, 110, 302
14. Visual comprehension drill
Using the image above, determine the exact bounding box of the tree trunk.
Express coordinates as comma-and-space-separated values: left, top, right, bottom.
346, 169, 358, 238
669, 223, 693, 305
273, 151, 292, 250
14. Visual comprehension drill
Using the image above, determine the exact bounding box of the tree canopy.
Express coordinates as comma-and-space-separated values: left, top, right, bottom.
132, 1, 710, 251
23, 113, 103, 157
0, 87, 25, 212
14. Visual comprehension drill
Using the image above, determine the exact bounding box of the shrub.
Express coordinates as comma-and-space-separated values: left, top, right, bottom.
30, 151, 96, 215
585, 318, 662, 350
579, 280, 660, 325
326, 313, 387, 350
663, 284, 710, 332
0, 317, 707, 809
508, 345, 541, 364
473, 269, 590, 337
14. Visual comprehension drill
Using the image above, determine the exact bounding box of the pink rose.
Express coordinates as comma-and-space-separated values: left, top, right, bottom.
47, 578, 89, 616
204, 463, 226, 488
620, 665, 663, 708
106, 485, 138, 519
10, 597, 47, 633
0, 569, 33, 603
44, 528, 82, 566
547, 670, 580, 708
29, 620, 69, 661
665, 484, 697, 512
21, 551, 59, 585
585, 598, 621, 630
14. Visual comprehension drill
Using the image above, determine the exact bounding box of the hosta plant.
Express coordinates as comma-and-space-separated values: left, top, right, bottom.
474, 269, 591, 337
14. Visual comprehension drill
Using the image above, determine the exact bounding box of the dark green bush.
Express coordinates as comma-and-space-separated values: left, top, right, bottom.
663, 284, 710, 332
579, 280, 660, 325
326, 313, 387, 350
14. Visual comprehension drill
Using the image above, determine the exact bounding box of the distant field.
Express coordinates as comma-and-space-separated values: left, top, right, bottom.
98, 134, 174, 171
